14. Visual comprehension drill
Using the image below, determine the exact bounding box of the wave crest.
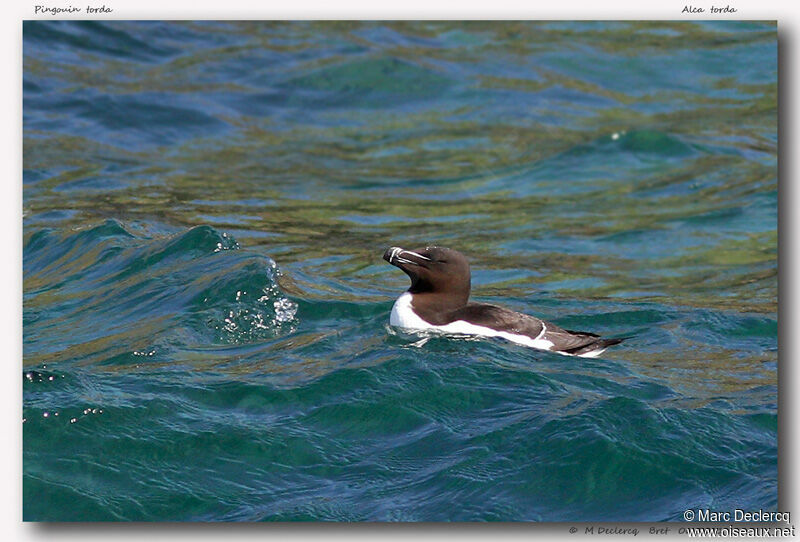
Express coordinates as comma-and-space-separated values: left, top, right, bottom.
24, 221, 297, 369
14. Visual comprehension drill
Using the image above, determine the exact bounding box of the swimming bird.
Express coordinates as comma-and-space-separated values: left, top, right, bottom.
383, 246, 624, 357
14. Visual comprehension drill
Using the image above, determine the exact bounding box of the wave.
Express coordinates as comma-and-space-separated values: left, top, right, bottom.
24, 221, 298, 369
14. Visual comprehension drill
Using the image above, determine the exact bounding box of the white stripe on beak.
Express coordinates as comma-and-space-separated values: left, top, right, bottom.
389, 247, 430, 265
402, 250, 431, 261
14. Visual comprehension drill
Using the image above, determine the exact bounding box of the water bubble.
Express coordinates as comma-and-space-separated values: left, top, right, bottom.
274, 298, 298, 323
133, 349, 156, 357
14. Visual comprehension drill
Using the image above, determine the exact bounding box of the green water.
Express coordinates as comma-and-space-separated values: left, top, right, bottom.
23, 21, 777, 521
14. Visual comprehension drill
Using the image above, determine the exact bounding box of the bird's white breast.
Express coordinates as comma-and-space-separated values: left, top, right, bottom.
389, 292, 432, 329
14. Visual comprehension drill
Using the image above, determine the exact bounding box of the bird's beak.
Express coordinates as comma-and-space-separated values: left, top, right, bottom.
383, 246, 430, 269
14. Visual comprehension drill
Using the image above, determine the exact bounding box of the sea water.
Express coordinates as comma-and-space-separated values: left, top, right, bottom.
23, 21, 777, 521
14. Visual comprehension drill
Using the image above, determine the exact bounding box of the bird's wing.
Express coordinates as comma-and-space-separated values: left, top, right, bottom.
452, 303, 612, 353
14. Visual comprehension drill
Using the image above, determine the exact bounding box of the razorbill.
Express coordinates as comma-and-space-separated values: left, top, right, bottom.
383, 246, 624, 358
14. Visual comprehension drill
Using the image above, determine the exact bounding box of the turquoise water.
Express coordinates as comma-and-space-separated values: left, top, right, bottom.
23, 21, 777, 521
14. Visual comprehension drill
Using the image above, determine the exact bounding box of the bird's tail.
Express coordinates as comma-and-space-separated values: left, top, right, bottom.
564, 336, 627, 358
